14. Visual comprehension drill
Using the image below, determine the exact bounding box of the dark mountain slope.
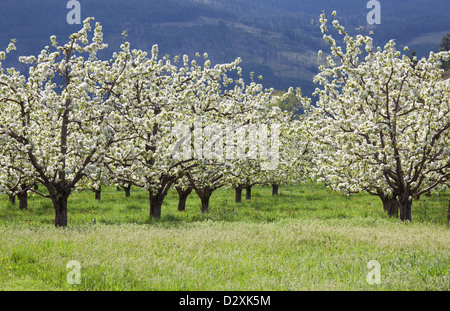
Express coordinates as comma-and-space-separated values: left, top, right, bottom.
1, 0, 448, 96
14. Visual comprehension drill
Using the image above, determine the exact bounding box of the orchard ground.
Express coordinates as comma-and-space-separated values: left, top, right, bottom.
0, 182, 449, 290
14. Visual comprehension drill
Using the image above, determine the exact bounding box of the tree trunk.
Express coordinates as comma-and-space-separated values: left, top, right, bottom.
201, 196, 210, 213
235, 186, 243, 203
245, 185, 252, 201
17, 190, 28, 210
398, 197, 412, 222
176, 186, 192, 212
8, 194, 16, 205
148, 174, 177, 219
379, 193, 412, 221
195, 187, 213, 214
381, 197, 399, 218
123, 184, 131, 198
52, 194, 69, 227
94, 187, 101, 201
149, 191, 165, 219
272, 184, 279, 196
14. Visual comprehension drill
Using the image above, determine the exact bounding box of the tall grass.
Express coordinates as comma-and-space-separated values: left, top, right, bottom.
0, 183, 449, 290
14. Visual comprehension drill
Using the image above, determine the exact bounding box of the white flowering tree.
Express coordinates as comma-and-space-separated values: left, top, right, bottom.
179, 69, 292, 212
300, 13, 450, 221
0, 41, 36, 209
103, 45, 247, 218
170, 54, 246, 214
0, 19, 120, 226
224, 103, 299, 201
0, 142, 36, 209
222, 87, 307, 201
260, 117, 308, 196
102, 41, 183, 219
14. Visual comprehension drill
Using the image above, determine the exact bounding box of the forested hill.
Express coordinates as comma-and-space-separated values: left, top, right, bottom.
0, 0, 449, 97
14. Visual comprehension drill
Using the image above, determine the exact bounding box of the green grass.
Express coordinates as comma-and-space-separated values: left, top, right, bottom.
0, 183, 449, 291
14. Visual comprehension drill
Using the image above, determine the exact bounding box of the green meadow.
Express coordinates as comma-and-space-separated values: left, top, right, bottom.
0, 183, 449, 291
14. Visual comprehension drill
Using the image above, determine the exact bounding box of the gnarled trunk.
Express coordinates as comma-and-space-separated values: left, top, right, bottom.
398, 197, 412, 222
17, 190, 28, 210
379, 193, 412, 221
123, 184, 132, 198
52, 194, 69, 227
149, 191, 165, 219
195, 187, 213, 214
245, 185, 252, 201
381, 196, 399, 218
94, 187, 101, 201
234, 186, 243, 203
272, 183, 279, 196
176, 186, 192, 212
148, 174, 177, 219
8, 194, 16, 205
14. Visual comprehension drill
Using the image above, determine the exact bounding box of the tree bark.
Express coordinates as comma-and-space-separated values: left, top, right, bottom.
398, 197, 412, 222
94, 187, 101, 201
379, 193, 412, 221
235, 186, 243, 203
380, 196, 399, 218
17, 190, 28, 210
123, 184, 132, 198
52, 194, 69, 227
245, 185, 252, 201
272, 183, 279, 196
149, 190, 167, 219
148, 172, 177, 219
8, 194, 16, 205
176, 186, 192, 212
195, 187, 213, 214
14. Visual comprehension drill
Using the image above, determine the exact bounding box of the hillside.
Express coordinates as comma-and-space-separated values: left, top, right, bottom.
0, 0, 449, 97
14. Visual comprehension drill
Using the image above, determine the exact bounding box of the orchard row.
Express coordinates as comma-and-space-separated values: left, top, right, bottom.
1, 13, 448, 226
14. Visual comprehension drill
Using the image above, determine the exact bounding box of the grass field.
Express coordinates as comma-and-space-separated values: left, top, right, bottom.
0, 183, 449, 291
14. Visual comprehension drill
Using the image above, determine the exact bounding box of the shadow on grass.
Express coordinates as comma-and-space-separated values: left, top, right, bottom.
1, 183, 449, 228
